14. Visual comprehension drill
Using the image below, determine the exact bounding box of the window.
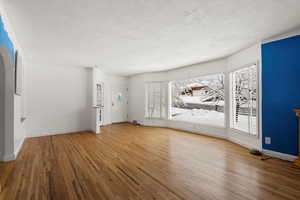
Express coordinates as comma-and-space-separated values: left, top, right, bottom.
230, 64, 258, 135
145, 82, 167, 119
96, 83, 104, 123
96, 84, 103, 107
170, 74, 225, 127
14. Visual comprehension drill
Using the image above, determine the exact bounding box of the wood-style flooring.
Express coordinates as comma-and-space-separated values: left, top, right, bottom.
1, 123, 300, 200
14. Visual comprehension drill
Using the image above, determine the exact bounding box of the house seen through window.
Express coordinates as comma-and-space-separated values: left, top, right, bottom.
170, 74, 225, 127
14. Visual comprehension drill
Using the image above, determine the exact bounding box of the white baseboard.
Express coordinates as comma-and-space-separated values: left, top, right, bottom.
168, 124, 226, 140
228, 136, 259, 150
1, 153, 15, 162
262, 149, 298, 162
141, 119, 226, 139
102, 123, 112, 126
26, 129, 93, 138
0, 138, 25, 162
14, 137, 25, 159
142, 119, 168, 128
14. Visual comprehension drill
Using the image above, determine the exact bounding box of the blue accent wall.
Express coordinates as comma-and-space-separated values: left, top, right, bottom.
262, 35, 300, 156
0, 16, 14, 58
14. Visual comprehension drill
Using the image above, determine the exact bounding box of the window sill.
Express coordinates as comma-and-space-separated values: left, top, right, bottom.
144, 118, 226, 129
168, 119, 225, 129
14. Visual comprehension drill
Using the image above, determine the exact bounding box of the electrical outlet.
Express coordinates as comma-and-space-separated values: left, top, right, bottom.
265, 137, 271, 144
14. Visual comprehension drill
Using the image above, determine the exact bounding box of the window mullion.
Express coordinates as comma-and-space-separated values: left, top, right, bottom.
248, 68, 251, 134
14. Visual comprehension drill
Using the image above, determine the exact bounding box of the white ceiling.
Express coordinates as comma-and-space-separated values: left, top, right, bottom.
3, 0, 300, 76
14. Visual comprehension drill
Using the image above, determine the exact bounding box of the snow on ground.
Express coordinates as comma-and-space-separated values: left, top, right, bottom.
172, 107, 190, 115
234, 116, 257, 134
179, 96, 256, 108
172, 107, 225, 127
171, 107, 256, 133
179, 96, 224, 106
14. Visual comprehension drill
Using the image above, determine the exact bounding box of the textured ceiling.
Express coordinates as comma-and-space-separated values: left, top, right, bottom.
3, 0, 300, 76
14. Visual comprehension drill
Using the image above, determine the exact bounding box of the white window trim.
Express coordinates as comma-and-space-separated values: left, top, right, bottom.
229, 62, 260, 138
168, 73, 226, 128
145, 81, 168, 120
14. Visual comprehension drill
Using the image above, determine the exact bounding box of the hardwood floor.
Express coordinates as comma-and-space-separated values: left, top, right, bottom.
1, 123, 300, 200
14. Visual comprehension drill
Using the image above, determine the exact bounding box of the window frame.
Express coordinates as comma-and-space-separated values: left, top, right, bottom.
168, 73, 226, 128
145, 81, 168, 120
229, 62, 260, 137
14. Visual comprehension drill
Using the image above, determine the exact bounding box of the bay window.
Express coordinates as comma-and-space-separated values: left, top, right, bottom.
143, 64, 259, 136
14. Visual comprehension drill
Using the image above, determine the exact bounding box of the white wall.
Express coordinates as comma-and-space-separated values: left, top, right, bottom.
14, 95, 25, 153
13, 53, 26, 156
94, 68, 129, 125
21, 65, 128, 138
24, 64, 93, 137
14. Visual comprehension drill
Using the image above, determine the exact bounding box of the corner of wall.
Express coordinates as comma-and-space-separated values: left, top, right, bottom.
263, 28, 300, 44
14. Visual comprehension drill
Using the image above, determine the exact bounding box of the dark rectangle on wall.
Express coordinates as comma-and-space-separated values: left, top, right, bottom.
262, 35, 300, 156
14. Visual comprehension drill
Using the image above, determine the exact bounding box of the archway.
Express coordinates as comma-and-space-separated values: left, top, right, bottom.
0, 46, 15, 162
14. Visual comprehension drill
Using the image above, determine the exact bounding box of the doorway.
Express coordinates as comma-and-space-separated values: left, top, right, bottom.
111, 86, 128, 123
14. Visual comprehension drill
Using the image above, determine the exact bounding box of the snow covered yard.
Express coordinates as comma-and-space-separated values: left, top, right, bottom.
171, 107, 256, 133
179, 96, 224, 106
171, 107, 225, 127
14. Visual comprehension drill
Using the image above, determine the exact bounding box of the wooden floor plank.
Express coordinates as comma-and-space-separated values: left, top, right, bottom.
1, 123, 300, 200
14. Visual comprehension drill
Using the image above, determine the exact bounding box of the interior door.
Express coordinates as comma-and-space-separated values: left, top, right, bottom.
111, 86, 128, 123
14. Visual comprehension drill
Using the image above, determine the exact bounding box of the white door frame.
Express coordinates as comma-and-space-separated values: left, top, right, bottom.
0, 46, 15, 161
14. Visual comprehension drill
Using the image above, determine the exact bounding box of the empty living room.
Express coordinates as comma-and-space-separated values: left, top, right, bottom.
1, 0, 300, 199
